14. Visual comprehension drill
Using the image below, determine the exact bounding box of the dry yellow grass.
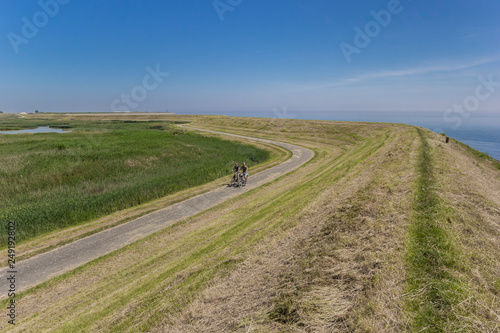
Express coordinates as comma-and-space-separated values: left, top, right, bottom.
429, 134, 500, 331
159, 124, 418, 332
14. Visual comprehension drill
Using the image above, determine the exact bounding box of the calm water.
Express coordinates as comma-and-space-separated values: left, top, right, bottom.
0, 126, 72, 134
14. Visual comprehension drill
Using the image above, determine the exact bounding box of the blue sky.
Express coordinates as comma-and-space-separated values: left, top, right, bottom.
1, 0, 499, 116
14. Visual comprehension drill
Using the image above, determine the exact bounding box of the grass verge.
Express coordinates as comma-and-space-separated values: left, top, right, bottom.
405, 129, 467, 331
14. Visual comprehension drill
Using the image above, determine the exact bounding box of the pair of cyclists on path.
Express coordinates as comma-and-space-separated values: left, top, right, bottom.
233, 162, 249, 182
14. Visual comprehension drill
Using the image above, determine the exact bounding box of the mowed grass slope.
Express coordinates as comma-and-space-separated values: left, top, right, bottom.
1, 115, 499, 332
1, 116, 393, 332
0, 117, 268, 244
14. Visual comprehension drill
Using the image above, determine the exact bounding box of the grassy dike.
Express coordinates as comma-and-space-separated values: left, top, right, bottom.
1, 115, 499, 332
1, 116, 393, 332
405, 129, 466, 331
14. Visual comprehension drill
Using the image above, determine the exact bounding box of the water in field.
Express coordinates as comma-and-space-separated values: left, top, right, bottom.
0, 126, 72, 134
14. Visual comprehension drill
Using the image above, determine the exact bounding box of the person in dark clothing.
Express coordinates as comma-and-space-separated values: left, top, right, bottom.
233, 163, 240, 182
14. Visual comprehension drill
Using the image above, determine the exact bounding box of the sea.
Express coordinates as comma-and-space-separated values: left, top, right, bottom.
189, 110, 500, 161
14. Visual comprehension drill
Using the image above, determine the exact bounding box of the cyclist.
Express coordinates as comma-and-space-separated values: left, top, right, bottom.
241, 162, 249, 182
232, 163, 240, 182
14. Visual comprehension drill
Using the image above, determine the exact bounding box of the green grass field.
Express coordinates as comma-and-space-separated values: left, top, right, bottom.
0, 117, 269, 244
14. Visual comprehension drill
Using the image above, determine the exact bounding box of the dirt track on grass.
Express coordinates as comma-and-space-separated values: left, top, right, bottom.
0, 127, 313, 295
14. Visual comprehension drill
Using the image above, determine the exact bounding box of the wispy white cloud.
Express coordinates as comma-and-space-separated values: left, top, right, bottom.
300, 56, 500, 91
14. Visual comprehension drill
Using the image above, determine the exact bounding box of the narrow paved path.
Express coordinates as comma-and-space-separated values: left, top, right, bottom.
1, 127, 313, 295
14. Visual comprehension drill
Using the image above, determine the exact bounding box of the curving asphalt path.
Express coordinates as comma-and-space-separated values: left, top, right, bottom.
0, 127, 313, 295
